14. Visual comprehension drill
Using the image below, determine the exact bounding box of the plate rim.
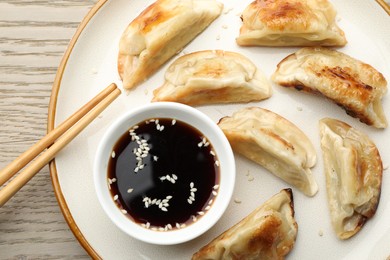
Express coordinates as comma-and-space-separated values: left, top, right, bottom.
47, 0, 108, 259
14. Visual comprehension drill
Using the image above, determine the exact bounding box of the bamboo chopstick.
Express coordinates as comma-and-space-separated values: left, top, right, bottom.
0, 83, 121, 207
376, 0, 390, 15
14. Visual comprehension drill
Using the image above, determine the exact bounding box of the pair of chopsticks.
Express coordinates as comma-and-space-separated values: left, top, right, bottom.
0, 83, 121, 207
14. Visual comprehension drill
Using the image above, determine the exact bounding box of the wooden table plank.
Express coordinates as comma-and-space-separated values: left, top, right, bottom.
0, 1, 97, 258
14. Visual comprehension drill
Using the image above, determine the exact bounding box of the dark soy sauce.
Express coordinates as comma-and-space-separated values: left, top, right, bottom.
107, 118, 220, 230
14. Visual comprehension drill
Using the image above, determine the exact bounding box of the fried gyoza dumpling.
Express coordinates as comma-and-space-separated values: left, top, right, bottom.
118, 0, 223, 90
152, 50, 272, 105
192, 189, 297, 260
319, 118, 383, 239
236, 0, 347, 47
218, 107, 318, 196
272, 47, 388, 128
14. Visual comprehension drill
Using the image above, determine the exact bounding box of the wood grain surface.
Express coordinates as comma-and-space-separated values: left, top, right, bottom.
0, 1, 97, 259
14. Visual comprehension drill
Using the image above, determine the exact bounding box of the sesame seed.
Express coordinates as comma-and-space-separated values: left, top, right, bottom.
172, 174, 178, 180
172, 119, 176, 125
146, 222, 150, 229
133, 125, 139, 129
192, 215, 197, 222
198, 211, 205, 216
198, 141, 203, 147
167, 224, 172, 230
213, 185, 219, 190
127, 188, 134, 193
181, 224, 186, 228
166, 195, 173, 200
319, 230, 324, 236
176, 223, 181, 229
215, 160, 220, 167
190, 188, 197, 192
111, 151, 116, 158
205, 206, 211, 210
113, 194, 119, 201
159, 227, 165, 232
212, 191, 218, 196
208, 199, 213, 205
153, 156, 158, 161
234, 198, 242, 204
223, 7, 233, 14
108, 178, 112, 185
160, 125, 165, 131
190, 182, 194, 188
384, 164, 389, 170
121, 209, 127, 214
187, 199, 193, 204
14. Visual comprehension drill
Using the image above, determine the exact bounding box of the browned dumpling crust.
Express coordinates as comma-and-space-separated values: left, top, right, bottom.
192, 189, 297, 260
152, 50, 272, 105
272, 47, 388, 128
236, 0, 347, 47
218, 107, 318, 196
319, 118, 383, 239
118, 0, 223, 90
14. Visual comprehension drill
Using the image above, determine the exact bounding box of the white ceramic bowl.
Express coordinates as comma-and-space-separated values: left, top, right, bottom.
94, 102, 235, 245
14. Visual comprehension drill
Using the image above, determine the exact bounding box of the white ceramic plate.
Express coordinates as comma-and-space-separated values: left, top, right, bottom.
49, 0, 390, 259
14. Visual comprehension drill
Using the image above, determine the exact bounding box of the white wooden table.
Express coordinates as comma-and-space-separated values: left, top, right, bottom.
0, 1, 389, 259
0, 1, 97, 258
